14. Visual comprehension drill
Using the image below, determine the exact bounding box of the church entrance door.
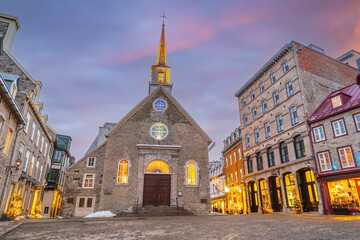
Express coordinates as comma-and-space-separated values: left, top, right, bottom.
143, 174, 171, 206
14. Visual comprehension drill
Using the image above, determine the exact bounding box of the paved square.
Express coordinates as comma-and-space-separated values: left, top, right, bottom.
2, 214, 360, 240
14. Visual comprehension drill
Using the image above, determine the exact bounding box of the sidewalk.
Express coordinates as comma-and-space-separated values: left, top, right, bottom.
0, 221, 22, 237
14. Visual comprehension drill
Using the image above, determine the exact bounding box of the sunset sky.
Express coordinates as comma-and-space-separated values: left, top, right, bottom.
2, 0, 360, 161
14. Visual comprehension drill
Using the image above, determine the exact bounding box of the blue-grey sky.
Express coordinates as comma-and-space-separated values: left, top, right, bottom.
1, 0, 359, 161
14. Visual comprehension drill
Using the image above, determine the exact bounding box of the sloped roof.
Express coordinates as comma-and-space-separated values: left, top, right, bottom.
106, 86, 212, 145
308, 81, 360, 123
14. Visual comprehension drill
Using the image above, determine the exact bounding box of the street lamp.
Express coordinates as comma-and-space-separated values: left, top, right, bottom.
15, 159, 22, 168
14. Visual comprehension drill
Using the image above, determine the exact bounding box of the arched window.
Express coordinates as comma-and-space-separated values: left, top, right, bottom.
284, 173, 297, 207
186, 161, 197, 185
145, 160, 170, 173
118, 160, 128, 183
294, 135, 306, 158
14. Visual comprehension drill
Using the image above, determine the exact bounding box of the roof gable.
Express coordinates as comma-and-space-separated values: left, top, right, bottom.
106, 86, 212, 145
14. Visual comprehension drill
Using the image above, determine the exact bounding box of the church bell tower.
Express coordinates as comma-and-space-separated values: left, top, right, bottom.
149, 13, 172, 94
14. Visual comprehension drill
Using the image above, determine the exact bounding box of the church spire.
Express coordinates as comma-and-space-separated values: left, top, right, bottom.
156, 21, 167, 66
149, 12, 172, 94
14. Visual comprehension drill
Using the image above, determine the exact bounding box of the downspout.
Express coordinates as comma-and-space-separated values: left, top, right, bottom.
307, 120, 327, 215
0, 124, 24, 214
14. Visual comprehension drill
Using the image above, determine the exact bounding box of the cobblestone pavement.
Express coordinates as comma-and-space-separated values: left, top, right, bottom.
2, 213, 360, 240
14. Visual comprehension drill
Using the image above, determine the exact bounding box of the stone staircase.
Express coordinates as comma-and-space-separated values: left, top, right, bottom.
117, 206, 195, 217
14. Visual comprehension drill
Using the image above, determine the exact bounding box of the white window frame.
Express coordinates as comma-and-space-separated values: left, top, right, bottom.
259, 82, 264, 92
250, 90, 255, 100
282, 61, 289, 73
332, 119, 347, 137
43, 142, 48, 157
229, 155, 232, 165
276, 115, 283, 132
252, 108, 257, 120
254, 128, 260, 144
290, 106, 298, 125
245, 134, 250, 148
338, 147, 355, 168
273, 91, 279, 106
30, 122, 36, 141
185, 161, 198, 186
331, 96, 342, 108
270, 72, 276, 83
317, 152, 332, 172
40, 136, 44, 153
313, 126, 325, 142
24, 150, 31, 172
35, 130, 40, 147
87, 157, 96, 167
244, 114, 248, 126
234, 152, 236, 162
286, 81, 293, 97
24, 112, 31, 133
262, 100, 267, 114
117, 160, 129, 183
265, 122, 271, 139
38, 165, 43, 181
82, 173, 95, 188
354, 113, 360, 131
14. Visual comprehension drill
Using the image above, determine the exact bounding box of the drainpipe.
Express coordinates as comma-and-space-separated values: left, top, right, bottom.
0, 124, 24, 215
307, 121, 327, 215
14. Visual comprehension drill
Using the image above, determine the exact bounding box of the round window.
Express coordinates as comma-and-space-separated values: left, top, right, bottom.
151, 123, 168, 140
153, 99, 167, 111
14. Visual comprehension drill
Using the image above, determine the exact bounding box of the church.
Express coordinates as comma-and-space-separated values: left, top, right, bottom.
63, 21, 212, 217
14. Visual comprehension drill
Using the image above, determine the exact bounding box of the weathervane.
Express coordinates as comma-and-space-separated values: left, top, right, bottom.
161, 11, 167, 24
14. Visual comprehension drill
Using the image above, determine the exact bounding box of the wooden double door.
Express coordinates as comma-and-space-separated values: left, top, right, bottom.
143, 174, 171, 206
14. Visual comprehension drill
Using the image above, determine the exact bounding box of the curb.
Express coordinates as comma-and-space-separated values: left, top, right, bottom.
0, 222, 23, 239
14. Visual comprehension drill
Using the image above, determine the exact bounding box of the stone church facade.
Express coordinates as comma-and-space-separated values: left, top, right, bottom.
63, 22, 212, 217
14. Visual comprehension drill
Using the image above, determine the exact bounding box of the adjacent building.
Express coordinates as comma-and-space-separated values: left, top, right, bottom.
0, 13, 57, 217
209, 158, 225, 213
235, 41, 359, 214
337, 50, 360, 70
42, 134, 72, 218
64, 22, 212, 217
308, 74, 360, 215
222, 127, 246, 214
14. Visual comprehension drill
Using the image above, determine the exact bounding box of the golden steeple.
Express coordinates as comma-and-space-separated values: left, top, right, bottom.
149, 12, 172, 94
156, 21, 167, 66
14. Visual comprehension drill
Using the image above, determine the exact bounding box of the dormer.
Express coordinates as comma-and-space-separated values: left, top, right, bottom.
0, 72, 19, 99
330, 93, 351, 109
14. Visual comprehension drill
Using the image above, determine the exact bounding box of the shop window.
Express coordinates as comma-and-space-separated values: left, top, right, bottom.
332, 119, 347, 137
313, 126, 325, 142
294, 135, 306, 158
284, 173, 297, 208
256, 152, 263, 171
279, 142, 289, 163
338, 147, 355, 168
267, 147, 275, 167
259, 179, 269, 207
118, 160, 129, 183
327, 179, 360, 210
317, 152, 332, 171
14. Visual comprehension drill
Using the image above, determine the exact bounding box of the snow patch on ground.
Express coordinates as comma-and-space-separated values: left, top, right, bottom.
84, 211, 116, 218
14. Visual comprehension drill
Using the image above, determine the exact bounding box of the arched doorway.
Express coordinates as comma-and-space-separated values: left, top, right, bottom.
143, 160, 171, 206
268, 176, 283, 212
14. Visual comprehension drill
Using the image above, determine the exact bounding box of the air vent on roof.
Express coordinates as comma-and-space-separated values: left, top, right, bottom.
308, 44, 325, 54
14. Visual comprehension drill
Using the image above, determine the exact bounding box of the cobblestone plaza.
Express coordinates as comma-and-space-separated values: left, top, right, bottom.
2, 214, 360, 239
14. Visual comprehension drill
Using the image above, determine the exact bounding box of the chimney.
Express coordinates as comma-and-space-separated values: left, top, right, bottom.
356, 73, 360, 85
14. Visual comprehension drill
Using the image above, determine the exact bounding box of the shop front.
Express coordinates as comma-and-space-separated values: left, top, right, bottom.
226, 185, 246, 214
211, 197, 226, 214
326, 178, 360, 215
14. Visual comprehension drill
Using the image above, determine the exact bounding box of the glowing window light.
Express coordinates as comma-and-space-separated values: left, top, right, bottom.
145, 160, 170, 173
151, 123, 168, 140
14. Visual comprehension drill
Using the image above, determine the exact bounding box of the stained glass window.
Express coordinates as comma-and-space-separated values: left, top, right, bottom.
145, 160, 170, 173
154, 99, 167, 111
118, 160, 128, 183
151, 123, 168, 140
187, 162, 197, 185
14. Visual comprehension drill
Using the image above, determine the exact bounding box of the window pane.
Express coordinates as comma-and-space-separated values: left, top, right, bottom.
87, 198, 93, 208
79, 198, 85, 207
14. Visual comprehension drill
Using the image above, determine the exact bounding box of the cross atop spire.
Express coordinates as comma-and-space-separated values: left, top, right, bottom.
156, 14, 167, 66
161, 11, 167, 25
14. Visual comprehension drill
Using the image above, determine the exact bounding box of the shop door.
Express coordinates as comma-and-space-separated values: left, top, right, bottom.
298, 170, 318, 212
269, 177, 283, 212
248, 182, 258, 212
143, 174, 170, 206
